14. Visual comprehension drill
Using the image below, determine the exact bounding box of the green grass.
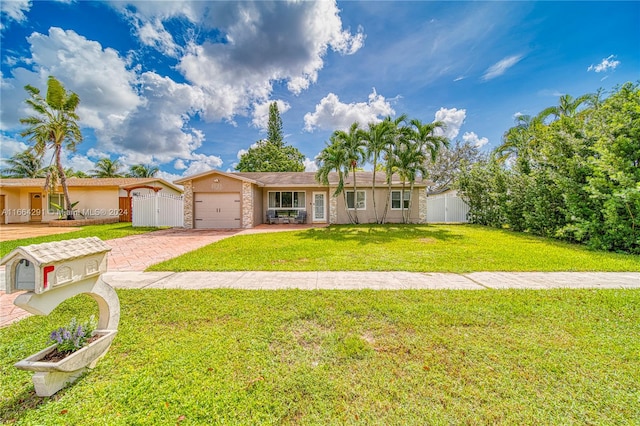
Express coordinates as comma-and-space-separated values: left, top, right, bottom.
149, 224, 640, 272
1, 289, 638, 424
0, 223, 161, 257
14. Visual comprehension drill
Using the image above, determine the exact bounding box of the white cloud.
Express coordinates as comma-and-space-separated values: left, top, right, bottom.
434, 107, 466, 140
303, 157, 318, 172
181, 154, 224, 176
251, 100, 290, 131
588, 55, 620, 73
304, 89, 395, 132
462, 131, 488, 148
482, 54, 523, 81
0, 134, 29, 167
111, 1, 364, 121
174, 159, 187, 170
0, 0, 31, 29
157, 170, 183, 185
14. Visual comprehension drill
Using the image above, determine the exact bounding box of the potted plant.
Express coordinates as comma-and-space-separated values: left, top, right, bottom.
15, 316, 117, 397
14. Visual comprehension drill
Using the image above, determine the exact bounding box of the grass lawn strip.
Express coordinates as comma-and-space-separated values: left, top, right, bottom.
149, 224, 640, 272
0, 223, 162, 258
1, 289, 638, 424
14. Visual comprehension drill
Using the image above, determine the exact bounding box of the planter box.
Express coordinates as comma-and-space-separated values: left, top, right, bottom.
15, 330, 117, 396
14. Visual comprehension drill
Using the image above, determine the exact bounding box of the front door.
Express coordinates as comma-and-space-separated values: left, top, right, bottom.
30, 193, 42, 222
313, 192, 326, 222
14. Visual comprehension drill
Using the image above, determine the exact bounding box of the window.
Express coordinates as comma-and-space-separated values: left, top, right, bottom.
48, 193, 64, 213
346, 190, 366, 209
391, 190, 410, 209
268, 191, 306, 209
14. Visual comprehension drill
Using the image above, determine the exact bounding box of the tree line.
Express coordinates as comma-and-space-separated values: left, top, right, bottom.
456, 82, 640, 254
1, 152, 159, 179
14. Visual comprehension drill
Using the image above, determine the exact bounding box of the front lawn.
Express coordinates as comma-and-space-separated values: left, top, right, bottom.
0, 223, 161, 257
1, 289, 638, 424
149, 224, 640, 272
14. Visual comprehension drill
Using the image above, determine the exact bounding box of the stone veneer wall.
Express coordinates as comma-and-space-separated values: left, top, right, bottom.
418, 189, 427, 223
329, 194, 338, 224
242, 182, 253, 228
183, 181, 193, 229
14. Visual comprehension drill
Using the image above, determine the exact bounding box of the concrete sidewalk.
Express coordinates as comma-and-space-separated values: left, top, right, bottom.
103, 271, 640, 290
2, 271, 639, 327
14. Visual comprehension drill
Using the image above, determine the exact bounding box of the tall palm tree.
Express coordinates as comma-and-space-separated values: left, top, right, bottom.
495, 114, 542, 174
403, 119, 448, 221
315, 137, 354, 223
91, 158, 125, 178
380, 115, 408, 224
332, 122, 366, 223
363, 119, 394, 223
128, 164, 159, 178
537, 93, 593, 122
20, 76, 82, 219
1, 150, 46, 178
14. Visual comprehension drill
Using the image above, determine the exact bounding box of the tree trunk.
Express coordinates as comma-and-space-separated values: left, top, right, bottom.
381, 174, 392, 224
372, 158, 379, 224
352, 166, 359, 224
56, 147, 74, 220
401, 181, 406, 223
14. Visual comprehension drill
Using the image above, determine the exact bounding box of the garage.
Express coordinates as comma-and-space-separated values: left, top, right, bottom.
194, 193, 241, 229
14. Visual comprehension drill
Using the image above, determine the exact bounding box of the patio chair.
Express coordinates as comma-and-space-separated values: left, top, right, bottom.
266, 210, 277, 224
294, 211, 307, 224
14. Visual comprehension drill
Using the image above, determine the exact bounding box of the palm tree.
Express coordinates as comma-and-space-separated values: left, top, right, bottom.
315, 136, 354, 223
128, 164, 159, 178
20, 76, 82, 219
363, 119, 394, 223
332, 122, 366, 223
537, 93, 593, 122
1, 150, 46, 178
495, 114, 542, 174
64, 167, 89, 178
403, 119, 448, 221
91, 158, 124, 178
379, 114, 408, 224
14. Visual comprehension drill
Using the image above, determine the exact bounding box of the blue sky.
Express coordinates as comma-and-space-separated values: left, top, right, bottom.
1, 1, 638, 182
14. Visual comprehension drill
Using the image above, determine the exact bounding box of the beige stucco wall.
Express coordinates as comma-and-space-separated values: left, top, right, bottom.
0, 187, 120, 223
333, 186, 424, 224
252, 185, 263, 225
191, 174, 243, 193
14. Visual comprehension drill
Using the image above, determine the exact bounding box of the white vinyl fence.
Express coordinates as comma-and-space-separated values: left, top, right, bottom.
132, 193, 184, 227
426, 190, 470, 223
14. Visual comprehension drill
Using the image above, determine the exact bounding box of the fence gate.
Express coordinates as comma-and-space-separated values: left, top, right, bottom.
132, 193, 184, 227
426, 190, 470, 223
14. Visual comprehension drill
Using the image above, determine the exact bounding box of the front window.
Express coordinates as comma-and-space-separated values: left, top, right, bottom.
346, 190, 366, 209
48, 193, 64, 213
391, 190, 410, 209
268, 191, 306, 209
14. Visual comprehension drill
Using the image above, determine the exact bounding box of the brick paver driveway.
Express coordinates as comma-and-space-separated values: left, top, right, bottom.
107, 228, 240, 271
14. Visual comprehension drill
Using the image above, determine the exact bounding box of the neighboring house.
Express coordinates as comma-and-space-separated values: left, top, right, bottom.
0, 178, 183, 224
426, 188, 470, 223
174, 170, 429, 229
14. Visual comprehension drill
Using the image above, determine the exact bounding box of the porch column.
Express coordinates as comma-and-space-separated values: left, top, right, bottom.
241, 182, 253, 229
183, 181, 193, 229
418, 189, 427, 224
329, 193, 338, 224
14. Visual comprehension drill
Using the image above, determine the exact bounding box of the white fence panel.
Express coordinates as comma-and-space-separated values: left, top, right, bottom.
132, 193, 184, 227
426, 191, 470, 223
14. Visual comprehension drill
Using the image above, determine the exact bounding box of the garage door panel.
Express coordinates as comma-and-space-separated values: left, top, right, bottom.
194, 193, 241, 229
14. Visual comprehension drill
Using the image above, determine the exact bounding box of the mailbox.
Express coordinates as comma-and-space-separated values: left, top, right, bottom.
1, 237, 111, 294
1, 237, 120, 397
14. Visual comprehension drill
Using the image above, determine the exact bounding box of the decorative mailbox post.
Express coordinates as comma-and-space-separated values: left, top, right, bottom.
1, 237, 119, 397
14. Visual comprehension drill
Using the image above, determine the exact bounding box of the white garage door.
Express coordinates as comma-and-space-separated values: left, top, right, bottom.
194, 193, 241, 229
